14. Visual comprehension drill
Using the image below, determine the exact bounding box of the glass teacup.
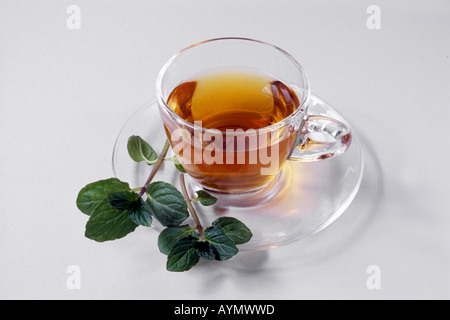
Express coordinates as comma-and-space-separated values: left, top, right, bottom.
156, 38, 351, 196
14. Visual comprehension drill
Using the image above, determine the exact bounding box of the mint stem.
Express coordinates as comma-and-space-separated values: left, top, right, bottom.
179, 173, 204, 238
138, 140, 171, 197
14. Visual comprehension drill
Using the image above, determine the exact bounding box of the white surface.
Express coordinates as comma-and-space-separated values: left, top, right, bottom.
1, 0, 449, 300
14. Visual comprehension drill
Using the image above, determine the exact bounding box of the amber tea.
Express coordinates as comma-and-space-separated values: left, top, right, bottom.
165, 69, 301, 193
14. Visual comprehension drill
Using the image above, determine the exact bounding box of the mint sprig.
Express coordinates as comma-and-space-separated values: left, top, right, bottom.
76, 136, 253, 272
157, 173, 252, 271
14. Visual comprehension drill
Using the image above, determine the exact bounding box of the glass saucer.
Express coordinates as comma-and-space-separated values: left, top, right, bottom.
112, 95, 364, 251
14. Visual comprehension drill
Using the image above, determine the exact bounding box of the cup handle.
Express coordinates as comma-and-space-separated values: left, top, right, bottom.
289, 115, 352, 162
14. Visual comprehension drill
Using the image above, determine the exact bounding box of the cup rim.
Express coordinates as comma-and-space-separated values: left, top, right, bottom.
155, 37, 311, 133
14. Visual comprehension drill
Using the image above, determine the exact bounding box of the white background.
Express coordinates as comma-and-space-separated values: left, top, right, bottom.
1, 0, 449, 300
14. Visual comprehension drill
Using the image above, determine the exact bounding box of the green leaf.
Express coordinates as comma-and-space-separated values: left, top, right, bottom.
77, 178, 130, 216
107, 191, 152, 227
203, 226, 238, 261
127, 135, 158, 165
165, 155, 186, 173
174, 162, 187, 173
85, 199, 138, 242
172, 156, 187, 173
212, 217, 253, 245
194, 241, 219, 261
166, 237, 200, 272
158, 225, 198, 255
192, 190, 218, 207
128, 198, 153, 227
146, 181, 189, 227
108, 191, 139, 211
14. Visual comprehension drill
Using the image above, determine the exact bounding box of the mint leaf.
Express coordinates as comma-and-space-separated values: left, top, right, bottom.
192, 190, 217, 207
85, 199, 138, 242
174, 162, 187, 173
127, 135, 158, 165
128, 198, 153, 227
165, 155, 187, 173
203, 226, 238, 261
146, 181, 189, 227
77, 178, 130, 216
166, 237, 200, 272
172, 157, 187, 173
108, 191, 139, 211
212, 217, 253, 245
158, 225, 198, 255
107, 191, 152, 227
195, 241, 219, 261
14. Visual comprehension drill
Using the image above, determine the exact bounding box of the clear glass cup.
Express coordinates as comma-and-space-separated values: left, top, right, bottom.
156, 37, 352, 196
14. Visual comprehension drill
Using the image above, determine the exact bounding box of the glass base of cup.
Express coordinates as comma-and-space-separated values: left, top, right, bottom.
189, 166, 290, 208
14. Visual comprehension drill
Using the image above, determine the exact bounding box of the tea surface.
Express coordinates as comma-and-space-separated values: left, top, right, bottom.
167, 69, 299, 130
